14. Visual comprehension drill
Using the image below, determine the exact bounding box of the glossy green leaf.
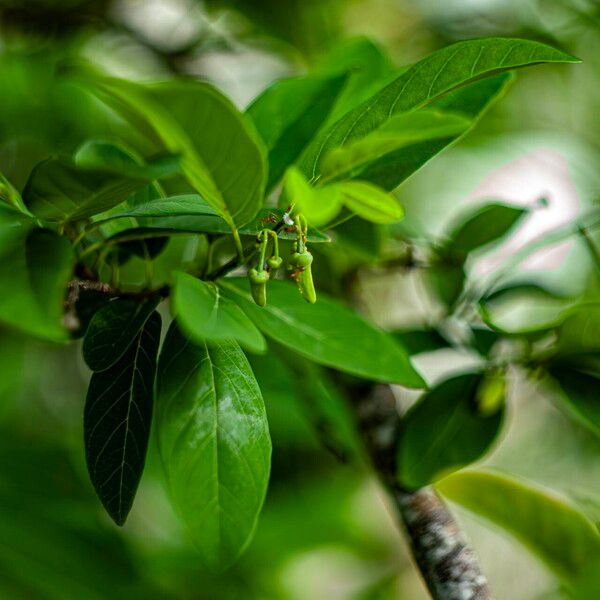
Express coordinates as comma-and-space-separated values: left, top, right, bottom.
172, 272, 266, 353
396, 373, 504, 489
300, 38, 578, 180
220, 278, 424, 387
443, 202, 528, 257
94, 194, 218, 223
0, 213, 73, 341
98, 199, 330, 242
84, 311, 161, 525
74, 139, 181, 180
156, 323, 271, 570
247, 74, 347, 191
437, 470, 600, 581
92, 78, 267, 228
22, 158, 156, 222
321, 109, 470, 182
333, 181, 404, 224
351, 73, 512, 190
548, 366, 600, 439
83, 296, 160, 371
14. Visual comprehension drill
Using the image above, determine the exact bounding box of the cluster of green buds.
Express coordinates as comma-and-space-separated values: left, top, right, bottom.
247, 213, 317, 307
288, 214, 316, 304
248, 229, 281, 307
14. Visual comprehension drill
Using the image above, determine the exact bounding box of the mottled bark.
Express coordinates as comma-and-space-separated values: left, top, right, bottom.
355, 385, 492, 600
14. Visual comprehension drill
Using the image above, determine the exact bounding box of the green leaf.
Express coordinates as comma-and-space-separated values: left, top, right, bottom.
320, 109, 471, 182
350, 73, 513, 190
396, 373, 504, 489
437, 470, 600, 581
443, 202, 528, 258
300, 38, 578, 180
548, 366, 600, 439
74, 139, 181, 180
480, 284, 574, 336
247, 74, 348, 191
84, 310, 161, 525
92, 78, 267, 228
94, 194, 218, 223
557, 304, 600, 355
82, 296, 160, 371
220, 278, 424, 387
98, 199, 330, 242
426, 263, 466, 309
0, 213, 73, 341
0, 172, 29, 214
393, 328, 450, 355
333, 181, 404, 224
156, 322, 271, 570
22, 158, 153, 222
283, 168, 342, 227
315, 37, 395, 124
172, 272, 266, 353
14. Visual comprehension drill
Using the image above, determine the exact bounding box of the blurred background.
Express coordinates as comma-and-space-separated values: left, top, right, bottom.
0, 0, 599, 598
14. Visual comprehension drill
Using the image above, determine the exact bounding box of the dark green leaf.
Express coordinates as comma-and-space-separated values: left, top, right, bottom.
444, 202, 528, 258
247, 74, 348, 191
22, 158, 156, 222
101, 201, 330, 242
396, 373, 504, 489
83, 296, 160, 371
470, 326, 499, 357
426, 263, 465, 309
91, 78, 267, 228
548, 366, 600, 439
156, 322, 271, 570
437, 470, 600, 581
74, 139, 181, 180
0, 214, 73, 341
300, 38, 578, 181
84, 310, 161, 525
557, 304, 600, 356
71, 288, 112, 339
393, 328, 449, 355
172, 272, 266, 353
220, 278, 424, 387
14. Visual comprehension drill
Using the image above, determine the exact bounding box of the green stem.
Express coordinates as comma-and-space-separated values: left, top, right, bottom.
232, 227, 244, 262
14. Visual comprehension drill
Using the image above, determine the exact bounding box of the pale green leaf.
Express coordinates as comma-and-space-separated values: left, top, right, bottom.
172, 272, 266, 353
438, 470, 600, 581
333, 181, 403, 224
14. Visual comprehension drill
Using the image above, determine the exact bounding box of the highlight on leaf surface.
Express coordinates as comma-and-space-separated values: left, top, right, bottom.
155, 322, 271, 570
